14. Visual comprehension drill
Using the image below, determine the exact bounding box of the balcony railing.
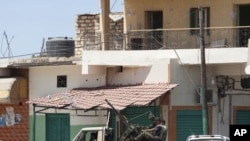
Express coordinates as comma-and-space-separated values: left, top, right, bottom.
80, 26, 250, 50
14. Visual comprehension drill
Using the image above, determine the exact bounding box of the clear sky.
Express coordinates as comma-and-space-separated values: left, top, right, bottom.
0, 0, 123, 58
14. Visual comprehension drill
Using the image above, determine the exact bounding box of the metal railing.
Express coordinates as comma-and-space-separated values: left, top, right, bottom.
80, 26, 250, 50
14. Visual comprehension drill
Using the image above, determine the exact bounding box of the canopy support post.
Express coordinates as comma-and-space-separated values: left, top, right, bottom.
32, 104, 36, 141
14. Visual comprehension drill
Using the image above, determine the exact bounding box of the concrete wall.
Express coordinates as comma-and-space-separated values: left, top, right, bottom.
82, 50, 172, 85
82, 48, 247, 67
29, 65, 84, 99
29, 64, 107, 118
170, 59, 250, 137
29, 64, 108, 124
170, 62, 247, 105
29, 65, 109, 141
0, 59, 10, 67
105, 59, 169, 85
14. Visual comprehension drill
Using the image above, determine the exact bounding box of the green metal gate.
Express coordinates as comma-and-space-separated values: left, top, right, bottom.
236, 110, 250, 124
46, 113, 70, 141
176, 110, 203, 141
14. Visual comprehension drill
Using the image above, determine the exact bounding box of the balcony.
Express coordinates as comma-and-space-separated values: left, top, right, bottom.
79, 26, 250, 50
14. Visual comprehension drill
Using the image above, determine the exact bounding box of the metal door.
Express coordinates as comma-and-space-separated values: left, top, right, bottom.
176, 110, 203, 141
46, 113, 70, 141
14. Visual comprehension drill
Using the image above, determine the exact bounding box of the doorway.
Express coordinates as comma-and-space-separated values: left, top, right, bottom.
145, 11, 163, 49
238, 4, 250, 47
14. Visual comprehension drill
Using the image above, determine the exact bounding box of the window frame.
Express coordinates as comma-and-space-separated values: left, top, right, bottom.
57, 75, 67, 88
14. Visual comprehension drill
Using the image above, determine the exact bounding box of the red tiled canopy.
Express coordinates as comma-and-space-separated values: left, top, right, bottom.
28, 83, 178, 110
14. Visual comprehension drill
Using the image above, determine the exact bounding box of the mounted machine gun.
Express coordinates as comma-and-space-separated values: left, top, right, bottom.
105, 99, 157, 141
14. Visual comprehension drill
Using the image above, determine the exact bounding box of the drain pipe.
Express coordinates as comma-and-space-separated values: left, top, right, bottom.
218, 95, 222, 134
32, 104, 36, 141
229, 95, 232, 125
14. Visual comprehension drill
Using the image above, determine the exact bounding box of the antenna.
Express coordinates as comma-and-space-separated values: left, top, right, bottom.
1, 31, 14, 58
40, 38, 45, 57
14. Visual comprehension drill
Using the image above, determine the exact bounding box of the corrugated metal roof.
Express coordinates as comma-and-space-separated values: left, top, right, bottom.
28, 83, 178, 110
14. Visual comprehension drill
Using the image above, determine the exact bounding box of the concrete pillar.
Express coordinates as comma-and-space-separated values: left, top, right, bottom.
100, 0, 110, 50
244, 39, 250, 74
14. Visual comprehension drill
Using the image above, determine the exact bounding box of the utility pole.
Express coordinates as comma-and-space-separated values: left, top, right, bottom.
100, 0, 110, 50
199, 6, 209, 135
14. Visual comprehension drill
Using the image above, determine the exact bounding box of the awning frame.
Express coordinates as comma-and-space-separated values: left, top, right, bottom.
28, 84, 178, 112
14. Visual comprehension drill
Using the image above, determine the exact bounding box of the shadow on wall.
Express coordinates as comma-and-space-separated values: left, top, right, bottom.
107, 66, 152, 85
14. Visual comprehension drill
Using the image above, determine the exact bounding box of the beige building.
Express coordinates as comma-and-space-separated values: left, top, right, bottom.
77, 0, 250, 51
124, 0, 250, 49
74, 1, 250, 141
2, 0, 250, 141
121, 1, 250, 141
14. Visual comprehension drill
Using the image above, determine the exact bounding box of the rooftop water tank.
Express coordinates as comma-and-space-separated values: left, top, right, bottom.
46, 37, 75, 57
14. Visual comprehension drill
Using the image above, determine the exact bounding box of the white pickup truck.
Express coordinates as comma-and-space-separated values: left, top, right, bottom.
186, 135, 230, 141
72, 127, 113, 141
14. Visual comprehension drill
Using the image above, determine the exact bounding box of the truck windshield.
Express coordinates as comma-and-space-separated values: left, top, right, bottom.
73, 131, 97, 141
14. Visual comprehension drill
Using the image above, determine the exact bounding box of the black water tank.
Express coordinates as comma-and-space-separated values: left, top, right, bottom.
46, 37, 75, 57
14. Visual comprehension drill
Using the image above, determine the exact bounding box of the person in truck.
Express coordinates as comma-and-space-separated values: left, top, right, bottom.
134, 117, 164, 141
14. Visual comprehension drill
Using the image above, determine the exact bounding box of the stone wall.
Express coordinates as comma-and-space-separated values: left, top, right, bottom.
75, 13, 124, 57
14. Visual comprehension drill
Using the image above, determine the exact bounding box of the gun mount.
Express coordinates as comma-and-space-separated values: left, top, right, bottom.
105, 99, 157, 141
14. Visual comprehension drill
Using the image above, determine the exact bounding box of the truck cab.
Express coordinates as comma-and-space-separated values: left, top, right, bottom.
72, 127, 113, 141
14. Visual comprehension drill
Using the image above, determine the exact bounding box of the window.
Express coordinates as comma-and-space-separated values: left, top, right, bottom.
146, 11, 163, 29
145, 11, 163, 49
238, 4, 250, 47
190, 7, 210, 35
57, 75, 67, 87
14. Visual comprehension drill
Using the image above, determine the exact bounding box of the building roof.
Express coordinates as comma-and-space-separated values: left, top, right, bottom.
28, 83, 178, 110
8, 57, 81, 67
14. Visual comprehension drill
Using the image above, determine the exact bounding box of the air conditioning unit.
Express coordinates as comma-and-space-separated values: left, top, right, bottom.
195, 87, 213, 104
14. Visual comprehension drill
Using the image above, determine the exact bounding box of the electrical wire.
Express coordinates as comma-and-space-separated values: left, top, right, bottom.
1, 33, 4, 56
110, 0, 118, 11
3, 31, 14, 57
0, 31, 14, 58
0, 52, 40, 59
0, 45, 76, 59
